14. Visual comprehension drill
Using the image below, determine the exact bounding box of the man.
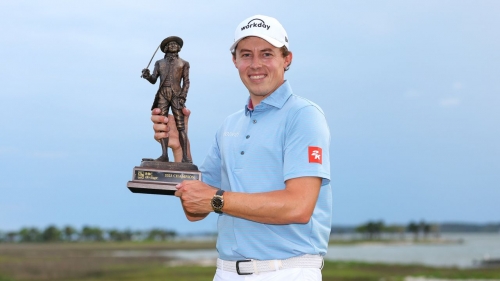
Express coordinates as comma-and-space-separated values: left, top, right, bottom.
152, 15, 331, 280
142, 36, 191, 163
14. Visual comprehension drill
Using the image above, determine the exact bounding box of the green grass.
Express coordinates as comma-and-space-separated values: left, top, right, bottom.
321, 261, 500, 281
62, 265, 216, 281
58, 261, 500, 281
1, 243, 499, 281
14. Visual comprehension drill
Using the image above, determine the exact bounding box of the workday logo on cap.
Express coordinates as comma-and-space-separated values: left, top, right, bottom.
230, 15, 289, 53
241, 18, 271, 31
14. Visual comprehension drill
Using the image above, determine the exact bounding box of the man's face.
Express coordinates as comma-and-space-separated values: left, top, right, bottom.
166, 41, 180, 53
232, 37, 292, 105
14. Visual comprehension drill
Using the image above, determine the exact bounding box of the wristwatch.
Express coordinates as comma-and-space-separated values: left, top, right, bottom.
211, 189, 225, 214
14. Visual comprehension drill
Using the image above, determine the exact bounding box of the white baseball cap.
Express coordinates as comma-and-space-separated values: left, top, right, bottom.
230, 15, 289, 53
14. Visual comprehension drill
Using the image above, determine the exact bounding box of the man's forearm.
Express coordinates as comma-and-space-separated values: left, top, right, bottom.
222, 177, 321, 225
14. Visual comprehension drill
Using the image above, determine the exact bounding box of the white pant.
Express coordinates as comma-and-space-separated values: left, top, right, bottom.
213, 268, 322, 281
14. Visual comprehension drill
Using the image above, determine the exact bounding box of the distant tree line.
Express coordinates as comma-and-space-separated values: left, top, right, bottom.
338, 220, 440, 241
0, 225, 177, 243
405, 220, 437, 240
332, 221, 500, 240
438, 222, 500, 233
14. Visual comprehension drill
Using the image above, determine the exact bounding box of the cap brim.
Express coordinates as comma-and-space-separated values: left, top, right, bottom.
229, 35, 286, 53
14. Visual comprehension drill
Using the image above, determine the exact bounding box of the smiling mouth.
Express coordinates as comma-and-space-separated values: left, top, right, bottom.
249, 74, 266, 80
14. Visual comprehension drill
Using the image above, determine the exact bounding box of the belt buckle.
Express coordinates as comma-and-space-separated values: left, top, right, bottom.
236, 259, 252, 275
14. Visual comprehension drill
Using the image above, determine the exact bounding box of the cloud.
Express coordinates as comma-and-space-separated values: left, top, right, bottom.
440, 98, 461, 107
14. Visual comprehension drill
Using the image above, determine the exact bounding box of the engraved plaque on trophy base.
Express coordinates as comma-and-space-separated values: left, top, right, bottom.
127, 158, 201, 196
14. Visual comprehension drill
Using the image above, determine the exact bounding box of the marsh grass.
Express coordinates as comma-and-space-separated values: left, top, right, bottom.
322, 261, 500, 281
0, 243, 499, 281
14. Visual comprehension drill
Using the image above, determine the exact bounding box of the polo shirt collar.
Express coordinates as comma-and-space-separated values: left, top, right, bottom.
244, 81, 292, 115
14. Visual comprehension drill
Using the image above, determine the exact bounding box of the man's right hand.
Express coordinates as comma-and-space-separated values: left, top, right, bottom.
151, 108, 191, 161
151, 108, 169, 141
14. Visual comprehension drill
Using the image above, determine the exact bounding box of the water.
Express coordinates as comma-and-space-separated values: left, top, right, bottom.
325, 233, 500, 268
112, 249, 218, 260
112, 233, 500, 268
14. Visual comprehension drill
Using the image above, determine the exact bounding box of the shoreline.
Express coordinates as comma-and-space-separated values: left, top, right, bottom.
328, 237, 463, 246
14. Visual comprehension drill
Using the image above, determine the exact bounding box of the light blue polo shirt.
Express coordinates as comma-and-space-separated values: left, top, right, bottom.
200, 81, 332, 261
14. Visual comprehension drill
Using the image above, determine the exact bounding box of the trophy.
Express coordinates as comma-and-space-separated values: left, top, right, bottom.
127, 36, 201, 195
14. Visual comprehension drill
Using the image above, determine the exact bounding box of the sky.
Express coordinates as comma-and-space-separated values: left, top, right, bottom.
0, 0, 499, 234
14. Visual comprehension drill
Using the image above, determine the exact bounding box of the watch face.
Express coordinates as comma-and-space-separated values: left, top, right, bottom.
212, 197, 223, 208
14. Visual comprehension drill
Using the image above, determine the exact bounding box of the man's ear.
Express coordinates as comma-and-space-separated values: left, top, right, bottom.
284, 51, 293, 68
232, 54, 237, 68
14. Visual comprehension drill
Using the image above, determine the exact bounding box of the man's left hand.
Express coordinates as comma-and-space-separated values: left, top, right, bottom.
175, 180, 218, 214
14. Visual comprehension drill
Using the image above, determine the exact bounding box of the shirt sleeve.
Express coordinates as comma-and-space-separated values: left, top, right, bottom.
283, 105, 331, 185
199, 132, 222, 188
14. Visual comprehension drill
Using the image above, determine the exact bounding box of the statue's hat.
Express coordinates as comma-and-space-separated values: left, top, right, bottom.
160, 36, 183, 52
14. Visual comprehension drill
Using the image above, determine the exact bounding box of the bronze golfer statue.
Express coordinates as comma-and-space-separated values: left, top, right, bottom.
127, 36, 200, 196
141, 36, 192, 163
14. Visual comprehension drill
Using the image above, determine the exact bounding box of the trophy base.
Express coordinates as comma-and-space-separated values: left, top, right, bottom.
127, 158, 201, 196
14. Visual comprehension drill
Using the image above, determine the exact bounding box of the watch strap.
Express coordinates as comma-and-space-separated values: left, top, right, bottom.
212, 189, 225, 214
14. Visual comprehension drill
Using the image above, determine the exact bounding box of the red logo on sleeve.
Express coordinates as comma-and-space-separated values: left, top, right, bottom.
308, 146, 322, 164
